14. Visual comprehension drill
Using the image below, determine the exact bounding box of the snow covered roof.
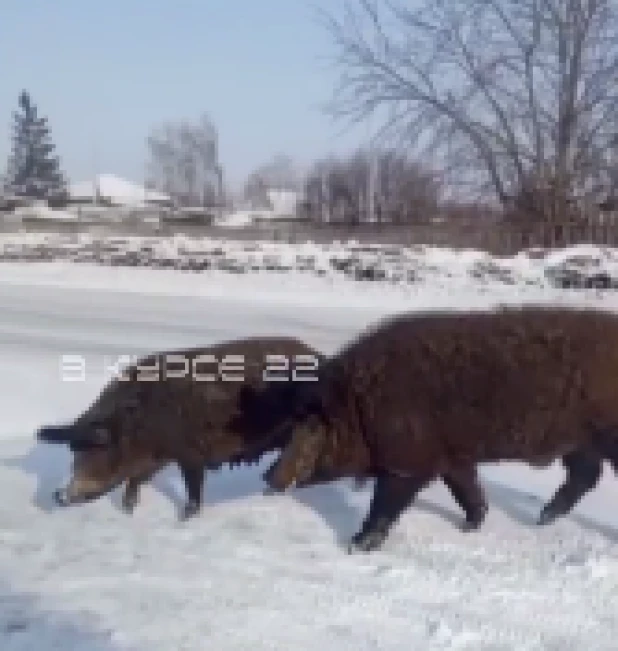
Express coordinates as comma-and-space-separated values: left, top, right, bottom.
69, 174, 171, 206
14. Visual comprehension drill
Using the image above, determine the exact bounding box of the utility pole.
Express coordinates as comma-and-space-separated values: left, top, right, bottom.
321, 168, 329, 223
91, 141, 98, 206
215, 164, 223, 221
368, 146, 378, 223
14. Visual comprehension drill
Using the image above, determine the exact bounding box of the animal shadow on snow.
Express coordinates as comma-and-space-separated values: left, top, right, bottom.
2, 442, 72, 513
4, 444, 363, 540
0, 578, 133, 651
8, 444, 618, 544
1, 441, 269, 515
481, 474, 618, 542
414, 468, 618, 543
144, 458, 363, 545
0, 442, 185, 515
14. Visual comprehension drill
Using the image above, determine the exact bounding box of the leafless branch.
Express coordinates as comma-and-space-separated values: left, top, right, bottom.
319, 0, 618, 217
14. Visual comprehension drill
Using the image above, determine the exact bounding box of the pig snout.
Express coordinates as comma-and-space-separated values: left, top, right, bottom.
51, 479, 111, 507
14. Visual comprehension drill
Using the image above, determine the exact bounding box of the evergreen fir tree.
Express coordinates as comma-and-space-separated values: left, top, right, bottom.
4, 90, 67, 199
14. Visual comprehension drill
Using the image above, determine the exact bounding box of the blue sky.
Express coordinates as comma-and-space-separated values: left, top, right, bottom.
0, 0, 370, 191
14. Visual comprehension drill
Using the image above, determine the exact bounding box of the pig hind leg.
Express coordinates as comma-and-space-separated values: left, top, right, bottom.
348, 471, 434, 553
537, 448, 603, 526
442, 465, 488, 532
178, 462, 205, 521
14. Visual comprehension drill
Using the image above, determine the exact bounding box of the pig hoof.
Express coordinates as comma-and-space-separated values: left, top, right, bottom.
460, 519, 481, 533
179, 501, 200, 521
121, 498, 136, 515
536, 508, 556, 526
346, 530, 386, 554
346, 540, 367, 554
460, 505, 488, 532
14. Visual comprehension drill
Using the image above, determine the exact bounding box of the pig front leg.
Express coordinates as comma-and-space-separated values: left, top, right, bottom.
121, 477, 142, 514
178, 462, 206, 521
121, 461, 162, 514
442, 465, 489, 532
348, 471, 434, 553
121, 475, 149, 514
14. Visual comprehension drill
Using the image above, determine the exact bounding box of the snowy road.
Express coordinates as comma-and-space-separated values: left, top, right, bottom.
1, 264, 618, 649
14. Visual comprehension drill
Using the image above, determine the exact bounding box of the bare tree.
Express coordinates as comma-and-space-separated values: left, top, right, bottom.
146, 123, 176, 197
307, 153, 366, 223
243, 171, 270, 208
376, 149, 442, 222
146, 115, 221, 207
303, 148, 440, 223
243, 154, 300, 208
319, 0, 618, 219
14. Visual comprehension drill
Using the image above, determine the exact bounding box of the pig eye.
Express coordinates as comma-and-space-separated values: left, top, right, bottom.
73, 422, 113, 448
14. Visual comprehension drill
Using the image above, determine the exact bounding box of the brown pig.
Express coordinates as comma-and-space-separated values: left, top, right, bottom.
37, 335, 325, 519
262, 306, 618, 552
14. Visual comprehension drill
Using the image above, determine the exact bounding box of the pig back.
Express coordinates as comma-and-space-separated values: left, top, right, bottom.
330, 308, 616, 473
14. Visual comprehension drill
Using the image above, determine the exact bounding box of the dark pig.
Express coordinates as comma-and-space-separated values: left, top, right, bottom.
262, 306, 618, 551
38, 335, 324, 519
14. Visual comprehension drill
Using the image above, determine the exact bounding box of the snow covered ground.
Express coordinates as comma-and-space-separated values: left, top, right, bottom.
1, 247, 618, 649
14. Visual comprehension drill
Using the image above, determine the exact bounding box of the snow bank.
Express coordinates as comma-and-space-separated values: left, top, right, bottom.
3, 232, 618, 293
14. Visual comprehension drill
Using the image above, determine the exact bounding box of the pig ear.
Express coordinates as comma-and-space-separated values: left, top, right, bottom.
37, 424, 75, 445
37, 422, 112, 448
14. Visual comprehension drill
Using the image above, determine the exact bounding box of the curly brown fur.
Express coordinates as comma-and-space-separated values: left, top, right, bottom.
263, 305, 618, 551
39, 336, 325, 518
